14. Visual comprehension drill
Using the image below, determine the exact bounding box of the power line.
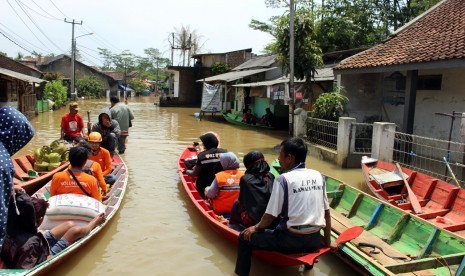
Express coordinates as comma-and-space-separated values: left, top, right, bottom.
30, 0, 61, 20
77, 45, 104, 63
13, 0, 65, 53
0, 29, 36, 56
16, 0, 59, 20
5, 0, 54, 53
49, 0, 68, 19
81, 24, 121, 53
0, 22, 49, 53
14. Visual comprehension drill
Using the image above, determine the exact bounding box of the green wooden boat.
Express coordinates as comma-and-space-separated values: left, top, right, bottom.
221, 111, 275, 129
270, 160, 465, 275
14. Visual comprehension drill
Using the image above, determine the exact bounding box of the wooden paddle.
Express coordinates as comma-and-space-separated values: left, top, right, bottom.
87, 111, 92, 136
395, 163, 422, 214
443, 157, 460, 187
297, 226, 364, 266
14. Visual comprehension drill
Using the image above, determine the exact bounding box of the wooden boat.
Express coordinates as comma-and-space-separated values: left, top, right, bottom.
179, 146, 465, 275
221, 111, 274, 129
12, 153, 69, 196
1, 154, 128, 275
361, 158, 465, 238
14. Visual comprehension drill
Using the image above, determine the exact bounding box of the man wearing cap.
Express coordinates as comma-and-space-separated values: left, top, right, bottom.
60, 102, 85, 143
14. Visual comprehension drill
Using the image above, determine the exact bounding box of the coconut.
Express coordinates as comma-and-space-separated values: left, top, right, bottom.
52, 144, 67, 156
46, 153, 62, 164
33, 162, 49, 172
48, 162, 61, 171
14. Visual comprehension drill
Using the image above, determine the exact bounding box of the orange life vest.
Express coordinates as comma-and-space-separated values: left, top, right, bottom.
211, 169, 244, 214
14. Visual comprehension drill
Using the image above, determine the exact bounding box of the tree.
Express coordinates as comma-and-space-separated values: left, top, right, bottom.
0, 51, 6, 57
76, 75, 105, 98
43, 80, 67, 107
274, 9, 323, 103
310, 86, 349, 121
98, 48, 114, 70
42, 72, 64, 81
172, 25, 204, 66
127, 79, 148, 94
211, 62, 231, 75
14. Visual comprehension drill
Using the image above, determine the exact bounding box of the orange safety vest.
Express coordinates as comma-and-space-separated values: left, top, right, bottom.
211, 169, 244, 214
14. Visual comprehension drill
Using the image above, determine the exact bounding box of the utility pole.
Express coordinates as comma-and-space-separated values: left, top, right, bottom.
289, 0, 295, 137
64, 19, 82, 98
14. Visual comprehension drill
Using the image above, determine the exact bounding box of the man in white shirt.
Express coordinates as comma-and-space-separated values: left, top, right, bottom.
235, 137, 336, 276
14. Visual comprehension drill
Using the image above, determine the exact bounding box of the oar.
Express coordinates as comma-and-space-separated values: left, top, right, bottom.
87, 111, 92, 136
297, 226, 364, 266
443, 157, 460, 187
395, 163, 422, 214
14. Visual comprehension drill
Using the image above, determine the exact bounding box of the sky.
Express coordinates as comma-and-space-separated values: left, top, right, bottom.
0, 0, 287, 67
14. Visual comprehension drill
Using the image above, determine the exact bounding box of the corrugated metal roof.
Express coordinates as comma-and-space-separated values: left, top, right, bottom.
0, 67, 45, 83
232, 55, 277, 71
196, 67, 276, 83
231, 65, 334, 87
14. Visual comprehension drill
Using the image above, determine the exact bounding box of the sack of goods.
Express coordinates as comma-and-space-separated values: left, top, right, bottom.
39, 194, 105, 230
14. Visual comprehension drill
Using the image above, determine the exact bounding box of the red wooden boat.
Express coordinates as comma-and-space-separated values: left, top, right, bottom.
361, 158, 465, 237
178, 146, 358, 269
12, 153, 69, 195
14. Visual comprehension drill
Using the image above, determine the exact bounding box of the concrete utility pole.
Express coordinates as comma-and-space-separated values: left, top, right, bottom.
289, 0, 295, 137
64, 19, 82, 98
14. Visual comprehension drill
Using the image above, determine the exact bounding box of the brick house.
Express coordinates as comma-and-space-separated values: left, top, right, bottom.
37, 55, 118, 97
161, 49, 253, 107
334, 0, 465, 141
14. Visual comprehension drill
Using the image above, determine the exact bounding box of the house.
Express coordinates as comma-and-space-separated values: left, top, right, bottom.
102, 71, 139, 97
161, 48, 254, 107
37, 55, 118, 97
334, 0, 465, 141
0, 55, 45, 117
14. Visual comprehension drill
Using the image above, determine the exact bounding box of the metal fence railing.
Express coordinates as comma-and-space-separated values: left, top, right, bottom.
350, 122, 373, 154
306, 117, 338, 151
391, 131, 465, 187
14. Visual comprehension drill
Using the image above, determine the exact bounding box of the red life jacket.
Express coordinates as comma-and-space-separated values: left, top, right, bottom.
211, 169, 244, 214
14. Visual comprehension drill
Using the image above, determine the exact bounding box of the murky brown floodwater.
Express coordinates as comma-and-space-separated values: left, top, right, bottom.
14, 96, 367, 276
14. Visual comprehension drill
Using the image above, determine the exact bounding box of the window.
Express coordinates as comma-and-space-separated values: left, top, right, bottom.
417, 75, 442, 90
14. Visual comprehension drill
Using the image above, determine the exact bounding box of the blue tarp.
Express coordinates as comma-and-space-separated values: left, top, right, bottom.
119, 85, 133, 92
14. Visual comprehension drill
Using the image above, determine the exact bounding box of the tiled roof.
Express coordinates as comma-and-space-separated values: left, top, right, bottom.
336, 0, 465, 70
0, 55, 42, 76
103, 71, 124, 80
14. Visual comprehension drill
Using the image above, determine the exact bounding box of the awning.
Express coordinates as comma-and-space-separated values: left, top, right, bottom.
119, 85, 133, 92
232, 65, 335, 87
197, 67, 276, 83
0, 67, 45, 83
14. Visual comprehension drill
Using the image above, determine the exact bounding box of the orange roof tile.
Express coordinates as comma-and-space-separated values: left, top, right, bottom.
336, 0, 465, 70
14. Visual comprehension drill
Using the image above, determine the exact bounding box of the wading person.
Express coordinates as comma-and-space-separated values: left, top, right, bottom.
234, 137, 336, 276
109, 96, 134, 154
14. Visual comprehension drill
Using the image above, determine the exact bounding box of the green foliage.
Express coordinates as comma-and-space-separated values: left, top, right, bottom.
0, 51, 6, 57
76, 75, 105, 97
43, 80, 67, 107
42, 72, 64, 81
127, 79, 147, 93
310, 87, 349, 121
211, 62, 231, 75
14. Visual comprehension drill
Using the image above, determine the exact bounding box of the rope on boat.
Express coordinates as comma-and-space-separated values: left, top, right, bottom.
358, 242, 410, 261
430, 255, 452, 276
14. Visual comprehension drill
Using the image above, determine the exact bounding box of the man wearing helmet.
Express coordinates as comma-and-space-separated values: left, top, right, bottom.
91, 109, 120, 155
87, 132, 116, 185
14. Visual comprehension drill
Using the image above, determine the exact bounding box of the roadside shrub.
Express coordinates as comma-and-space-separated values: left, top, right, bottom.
43, 80, 67, 107
76, 75, 105, 98
310, 87, 349, 121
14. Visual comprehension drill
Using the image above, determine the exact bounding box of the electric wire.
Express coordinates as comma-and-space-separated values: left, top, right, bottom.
30, 0, 62, 20
0, 29, 35, 55
5, 0, 54, 53
16, 0, 59, 20
0, 22, 49, 53
76, 45, 105, 64
81, 24, 121, 53
13, 0, 65, 53
49, 0, 69, 19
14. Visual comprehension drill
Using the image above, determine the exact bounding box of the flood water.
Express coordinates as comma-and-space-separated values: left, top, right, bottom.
14, 96, 367, 276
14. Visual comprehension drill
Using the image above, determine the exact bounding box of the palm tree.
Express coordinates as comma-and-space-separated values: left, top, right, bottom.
172, 25, 204, 66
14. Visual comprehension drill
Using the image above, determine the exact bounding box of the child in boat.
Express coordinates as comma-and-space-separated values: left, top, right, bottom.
205, 152, 244, 214
1, 191, 105, 269
229, 151, 275, 228
242, 109, 256, 125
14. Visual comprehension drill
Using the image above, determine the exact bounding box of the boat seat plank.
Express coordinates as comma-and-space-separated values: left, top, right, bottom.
331, 209, 409, 266
12, 159, 27, 180
15, 156, 34, 173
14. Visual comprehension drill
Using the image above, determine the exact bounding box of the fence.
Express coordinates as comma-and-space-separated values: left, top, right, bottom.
350, 122, 373, 154
306, 117, 338, 150
390, 131, 465, 186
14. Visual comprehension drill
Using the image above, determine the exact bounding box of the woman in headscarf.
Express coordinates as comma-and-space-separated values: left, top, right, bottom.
230, 151, 275, 228
184, 132, 227, 198
205, 152, 244, 214
0, 106, 35, 248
